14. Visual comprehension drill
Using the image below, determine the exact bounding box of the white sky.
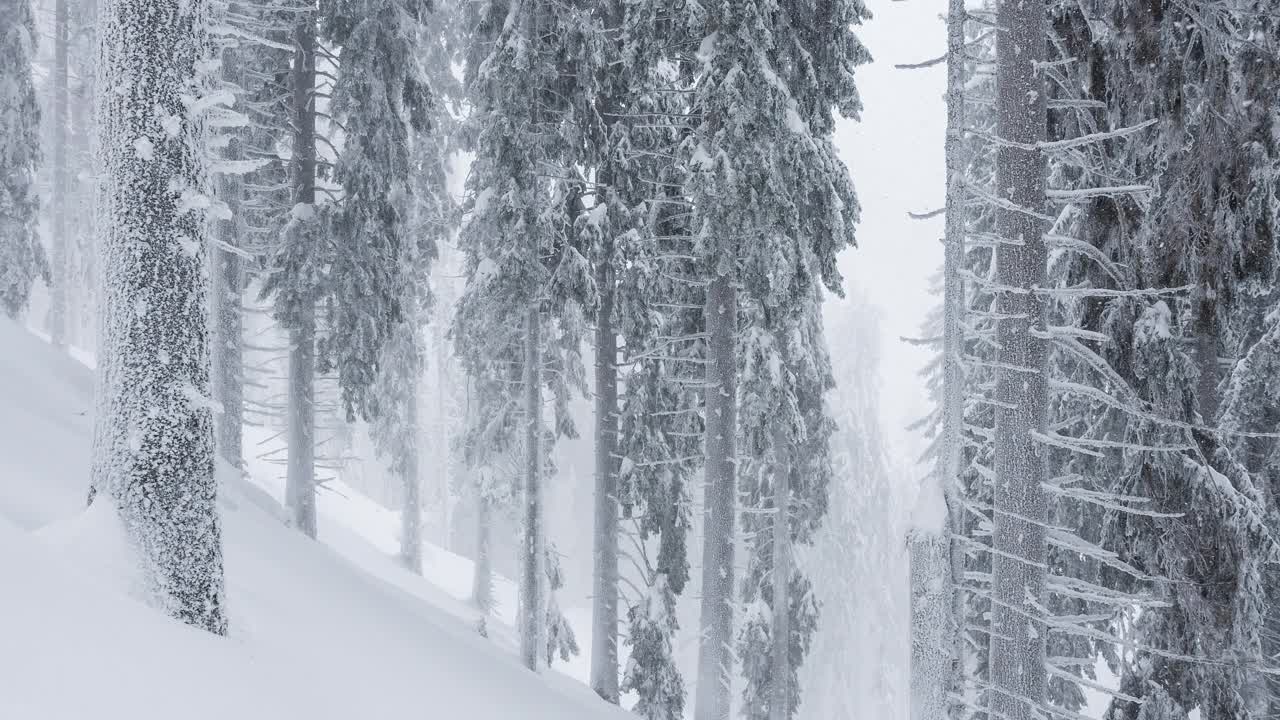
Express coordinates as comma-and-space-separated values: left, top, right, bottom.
832, 0, 948, 470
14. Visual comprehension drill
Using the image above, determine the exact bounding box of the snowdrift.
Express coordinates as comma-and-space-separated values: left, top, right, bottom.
0, 316, 624, 720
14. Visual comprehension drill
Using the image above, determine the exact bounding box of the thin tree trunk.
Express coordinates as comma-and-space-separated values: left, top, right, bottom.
912, 1, 970, 718
473, 492, 493, 613
211, 33, 244, 470
50, 0, 69, 351
591, 227, 621, 702
401, 343, 423, 574
210, 236, 243, 469
695, 270, 738, 720
285, 13, 317, 538
520, 304, 547, 671
436, 324, 452, 549
989, 1, 1049, 720
287, 313, 317, 537
93, 0, 226, 634
769, 439, 791, 720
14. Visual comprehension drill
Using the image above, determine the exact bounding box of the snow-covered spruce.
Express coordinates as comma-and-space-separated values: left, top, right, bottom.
681, 2, 868, 719
91, 0, 227, 634
0, 0, 46, 319
456, 0, 590, 673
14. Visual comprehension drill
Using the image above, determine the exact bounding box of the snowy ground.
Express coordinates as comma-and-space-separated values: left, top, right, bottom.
0, 316, 624, 719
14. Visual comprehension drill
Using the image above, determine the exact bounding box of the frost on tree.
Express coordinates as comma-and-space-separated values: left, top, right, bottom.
318, 0, 435, 421
456, 0, 591, 673
682, 1, 867, 718
91, 0, 227, 634
1042, 4, 1280, 718
359, 0, 450, 576
987, 1, 1050, 719
0, 0, 46, 319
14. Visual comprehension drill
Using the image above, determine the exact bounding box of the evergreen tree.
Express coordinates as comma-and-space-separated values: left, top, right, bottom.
679, 2, 867, 718
318, 0, 435, 420
48, 0, 69, 348
0, 0, 45, 318
365, 0, 452, 575
1040, 4, 1280, 718
456, 0, 590, 672
92, 0, 227, 634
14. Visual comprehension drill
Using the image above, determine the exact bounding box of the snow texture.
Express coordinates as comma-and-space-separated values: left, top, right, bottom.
0, 317, 629, 720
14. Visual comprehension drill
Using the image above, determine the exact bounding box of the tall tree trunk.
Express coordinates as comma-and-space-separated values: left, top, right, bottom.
93, 0, 226, 634
211, 33, 244, 470
210, 232, 243, 469
695, 270, 738, 720
401, 342, 424, 573
435, 324, 452, 549
591, 229, 621, 702
769, 438, 791, 720
473, 492, 493, 613
287, 313, 317, 537
49, 0, 69, 350
285, 14, 317, 538
912, 1, 969, 718
520, 305, 547, 671
989, 1, 1049, 720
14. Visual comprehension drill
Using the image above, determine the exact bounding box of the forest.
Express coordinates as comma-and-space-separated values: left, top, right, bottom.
1, 0, 1279, 719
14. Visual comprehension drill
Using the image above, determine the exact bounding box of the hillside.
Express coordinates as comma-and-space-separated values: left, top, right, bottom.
0, 316, 623, 720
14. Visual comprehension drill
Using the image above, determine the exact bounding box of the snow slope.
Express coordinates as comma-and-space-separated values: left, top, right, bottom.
0, 316, 625, 720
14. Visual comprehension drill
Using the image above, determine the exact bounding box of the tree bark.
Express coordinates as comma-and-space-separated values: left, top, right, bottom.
435, 324, 452, 549
401, 341, 423, 574
285, 13, 317, 538
695, 270, 738, 720
50, 0, 69, 351
989, 1, 1049, 720
210, 236, 243, 469
591, 227, 621, 702
473, 492, 493, 614
769, 438, 791, 720
520, 304, 547, 671
211, 32, 245, 471
93, 0, 226, 634
287, 312, 317, 538
911, 0, 970, 718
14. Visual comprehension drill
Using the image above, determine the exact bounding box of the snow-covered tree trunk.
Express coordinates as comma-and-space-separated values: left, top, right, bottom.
285, 16, 317, 538
399, 352, 423, 574
287, 312, 317, 537
210, 214, 244, 468
769, 438, 791, 720
211, 41, 245, 470
0, 0, 45, 319
988, 1, 1049, 720
49, 0, 69, 350
909, 529, 950, 720
695, 270, 738, 720
434, 324, 452, 549
911, 0, 968, 717
591, 228, 621, 702
92, 0, 227, 634
473, 491, 493, 616
520, 304, 547, 671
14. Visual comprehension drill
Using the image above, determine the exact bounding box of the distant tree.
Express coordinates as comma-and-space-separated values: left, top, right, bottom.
364, 0, 452, 575
318, 0, 435, 420
48, 0, 69, 348
456, 0, 590, 672
0, 0, 46, 318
